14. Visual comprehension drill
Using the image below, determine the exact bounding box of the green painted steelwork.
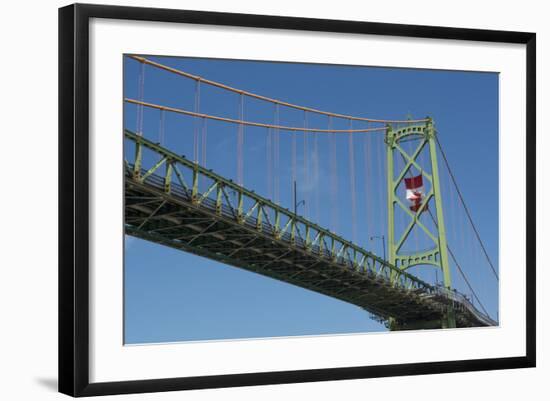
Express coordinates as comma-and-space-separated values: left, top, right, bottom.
385, 120, 456, 328
126, 129, 428, 291
125, 129, 495, 329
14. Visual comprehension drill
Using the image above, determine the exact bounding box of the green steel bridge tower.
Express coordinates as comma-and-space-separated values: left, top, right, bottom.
386, 119, 455, 330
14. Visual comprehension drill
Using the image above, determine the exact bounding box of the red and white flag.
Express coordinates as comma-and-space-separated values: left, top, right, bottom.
404, 175, 425, 212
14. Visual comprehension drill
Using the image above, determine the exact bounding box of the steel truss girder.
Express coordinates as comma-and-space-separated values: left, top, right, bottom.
124, 129, 494, 328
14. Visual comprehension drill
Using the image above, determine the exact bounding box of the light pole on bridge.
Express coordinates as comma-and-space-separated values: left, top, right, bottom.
293, 180, 305, 216
370, 235, 386, 263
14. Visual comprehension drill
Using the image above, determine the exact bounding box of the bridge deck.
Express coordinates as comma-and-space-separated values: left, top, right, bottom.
124, 130, 495, 328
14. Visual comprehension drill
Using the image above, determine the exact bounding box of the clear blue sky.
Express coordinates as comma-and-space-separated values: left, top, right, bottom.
123, 55, 499, 344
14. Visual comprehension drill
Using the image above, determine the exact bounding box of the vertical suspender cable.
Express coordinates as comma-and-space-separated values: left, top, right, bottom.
194, 80, 201, 163
274, 103, 280, 204
329, 116, 339, 234
136, 61, 145, 136
158, 108, 167, 188
237, 93, 244, 186
348, 120, 358, 243
303, 111, 308, 218
201, 117, 207, 168
292, 117, 297, 187
267, 128, 272, 200
363, 131, 372, 244
376, 128, 385, 240
158, 109, 165, 146
314, 131, 320, 225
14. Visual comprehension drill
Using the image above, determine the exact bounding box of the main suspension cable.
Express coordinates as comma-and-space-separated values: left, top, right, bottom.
129, 55, 430, 124
435, 135, 499, 281
125, 98, 386, 133
427, 209, 491, 319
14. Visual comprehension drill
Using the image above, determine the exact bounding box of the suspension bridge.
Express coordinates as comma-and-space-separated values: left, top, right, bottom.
124, 55, 498, 330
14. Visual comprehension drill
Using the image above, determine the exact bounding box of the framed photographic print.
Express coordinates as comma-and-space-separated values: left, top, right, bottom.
58, 3, 536, 397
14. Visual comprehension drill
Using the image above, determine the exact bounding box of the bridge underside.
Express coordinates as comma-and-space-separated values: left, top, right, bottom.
125, 167, 491, 329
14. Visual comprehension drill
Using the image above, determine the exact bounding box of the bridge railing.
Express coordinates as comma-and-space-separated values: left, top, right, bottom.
124, 129, 435, 294
431, 286, 497, 326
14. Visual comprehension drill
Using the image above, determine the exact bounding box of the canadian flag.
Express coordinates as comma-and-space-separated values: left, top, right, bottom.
404, 175, 426, 212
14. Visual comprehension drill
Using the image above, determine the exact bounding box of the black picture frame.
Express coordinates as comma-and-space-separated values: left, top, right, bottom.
59, 3, 536, 397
